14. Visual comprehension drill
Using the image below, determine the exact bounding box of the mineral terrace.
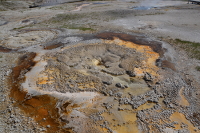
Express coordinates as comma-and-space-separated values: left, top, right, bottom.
0, 0, 200, 133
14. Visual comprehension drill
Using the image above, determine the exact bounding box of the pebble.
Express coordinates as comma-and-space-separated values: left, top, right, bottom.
10, 114, 14, 118
46, 125, 51, 128
116, 83, 122, 88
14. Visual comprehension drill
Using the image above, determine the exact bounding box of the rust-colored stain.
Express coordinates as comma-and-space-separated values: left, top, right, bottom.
0, 46, 14, 52
104, 37, 160, 78
37, 108, 49, 117
170, 112, 196, 132
96, 32, 164, 56
44, 43, 63, 50
134, 67, 145, 76
10, 52, 37, 101
9, 52, 71, 133
37, 76, 54, 85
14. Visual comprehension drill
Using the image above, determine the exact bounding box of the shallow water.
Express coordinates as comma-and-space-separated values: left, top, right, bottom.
133, 6, 153, 10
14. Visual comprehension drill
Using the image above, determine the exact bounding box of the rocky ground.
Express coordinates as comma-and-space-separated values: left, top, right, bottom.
0, 0, 200, 133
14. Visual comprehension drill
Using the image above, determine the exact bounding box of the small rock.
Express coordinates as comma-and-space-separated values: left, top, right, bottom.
124, 85, 129, 88
126, 71, 135, 77
46, 125, 51, 128
144, 72, 153, 81
116, 83, 122, 88
115, 92, 123, 98
10, 114, 14, 118
108, 90, 113, 96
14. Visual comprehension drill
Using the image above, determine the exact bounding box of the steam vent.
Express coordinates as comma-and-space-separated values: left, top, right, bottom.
0, 0, 200, 133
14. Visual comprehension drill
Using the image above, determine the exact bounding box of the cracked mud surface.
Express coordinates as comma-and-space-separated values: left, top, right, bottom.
0, 0, 200, 133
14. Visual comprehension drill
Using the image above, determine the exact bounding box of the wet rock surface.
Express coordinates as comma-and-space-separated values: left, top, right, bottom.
3, 30, 198, 133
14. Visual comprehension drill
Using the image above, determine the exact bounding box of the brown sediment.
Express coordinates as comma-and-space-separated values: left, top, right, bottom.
9, 52, 70, 133
10, 52, 37, 101
101, 110, 139, 133
161, 60, 176, 71
37, 76, 54, 84
0, 46, 14, 52
136, 101, 156, 110
178, 87, 189, 106
12, 52, 37, 80
22, 95, 61, 129
44, 43, 63, 50
104, 37, 160, 78
170, 112, 196, 132
96, 32, 165, 56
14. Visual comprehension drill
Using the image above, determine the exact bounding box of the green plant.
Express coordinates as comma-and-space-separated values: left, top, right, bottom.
13, 26, 27, 30
0, 1, 19, 10
48, 6, 64, 10
175, 39, 200, 48
13, 24, 35, 30
0, 8, 6, 11
174, 39, 200, 60
146, 12, 165, 15
196, 66, 200, 71
60, 24, 94, 31
49, 13, 86, 24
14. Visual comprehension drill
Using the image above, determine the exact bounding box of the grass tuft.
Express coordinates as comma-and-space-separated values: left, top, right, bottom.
60, 24, 94, 31
196, 66, 200, 71
174, 39, 200, 60
50, 13, 86, 24
0, 1, 24, 11
13, 26, 27, 30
